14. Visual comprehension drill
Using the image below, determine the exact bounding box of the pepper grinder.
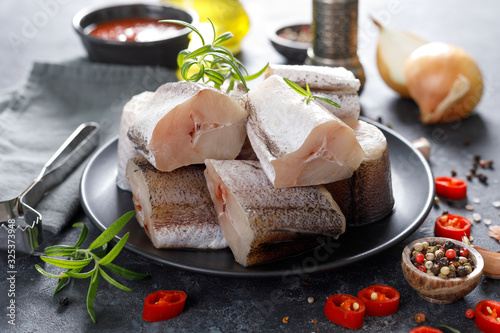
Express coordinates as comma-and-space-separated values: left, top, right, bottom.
307, 0, 366, 88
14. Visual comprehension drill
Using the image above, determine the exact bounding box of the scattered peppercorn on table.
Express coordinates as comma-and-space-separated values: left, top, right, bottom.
1, 0, 500, 332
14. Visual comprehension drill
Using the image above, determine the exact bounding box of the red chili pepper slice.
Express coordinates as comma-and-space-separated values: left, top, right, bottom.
142, 290, 187, 322
474, 300, 500, 333
357, 284, 400, 317
435, 176, 467, 200
434, 213, 471, 241
324, 294, 365, 329
409, 326, 444, 333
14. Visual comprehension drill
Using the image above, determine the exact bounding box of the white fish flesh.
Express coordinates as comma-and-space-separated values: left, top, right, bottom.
243, 74, 364, 188
324, 120, 394, 226
126, 157, 227, 249
204, 159, 346, 267
128, 82, 248, 172
117, 91, 155, 191
265, 64, 360, 120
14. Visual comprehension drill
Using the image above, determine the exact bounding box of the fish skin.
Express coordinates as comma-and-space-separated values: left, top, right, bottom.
126, 157, 227, 249
264, 64, 360, 92
235, 136, 258, 161
324, 120, 394, 226
309, 89, 360, 120
204, 159, 346, 267
128, 81, 248, 172
265, 64, 361, 120
117, 91, 155, 191
243, 75, 364, 188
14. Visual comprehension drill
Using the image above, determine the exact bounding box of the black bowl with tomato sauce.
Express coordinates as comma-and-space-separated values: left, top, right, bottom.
73, 4, 198, 68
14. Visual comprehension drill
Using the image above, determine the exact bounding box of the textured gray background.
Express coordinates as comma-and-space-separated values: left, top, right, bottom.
1, 0, 500, 332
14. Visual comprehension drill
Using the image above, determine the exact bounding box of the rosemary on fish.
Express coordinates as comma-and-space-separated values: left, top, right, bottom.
35, 211, 149, 323
283, 78, 341, 108
159, 18, 268, 93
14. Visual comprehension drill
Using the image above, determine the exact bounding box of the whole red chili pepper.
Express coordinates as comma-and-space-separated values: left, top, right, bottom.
435, 176, 467, 200
324, 294, 365, 329
357, 284, 400, 317
434, 213, 471, 241
474, 300, 500, 333
142, 290, 187, 322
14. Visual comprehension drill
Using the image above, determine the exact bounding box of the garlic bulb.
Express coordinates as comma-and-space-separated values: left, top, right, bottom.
404, 42, 483, 124
411, 137, 431, 160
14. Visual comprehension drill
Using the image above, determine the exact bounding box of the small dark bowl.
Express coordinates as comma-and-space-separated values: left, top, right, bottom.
73, 3, 198, 68
269, 23, 312, 64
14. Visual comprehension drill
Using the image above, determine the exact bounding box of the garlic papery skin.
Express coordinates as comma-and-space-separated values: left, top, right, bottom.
411, 137, 431, 160
404, 42, 483, 124
373, 18, 427, 98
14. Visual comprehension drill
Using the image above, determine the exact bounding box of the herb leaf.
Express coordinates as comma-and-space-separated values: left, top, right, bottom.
438, 325, 461, 333
283, 78, 341, 108
73, 222, 88, 248
36, 211, 148, 323
91, 243, 108, 259
54, 267, 83, 293
314, 96, 341, 108
89, 211, 135, 250
104, 262, 149, 280
43, 245, 77, 257
35, 264, 68, 279
159, 18, 267, 93
244, 63, 269, 81
98, 267, 131, 292
214, 32, 234, 46
99, 232, 130, 266
158, 19, 205, 44
66, 269, 97, 279
283, 78, 308, 97
40, 256, 92, 269
87, 270, 100, 323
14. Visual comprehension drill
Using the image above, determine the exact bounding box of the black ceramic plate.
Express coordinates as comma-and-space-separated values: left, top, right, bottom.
80, 119, 434, 278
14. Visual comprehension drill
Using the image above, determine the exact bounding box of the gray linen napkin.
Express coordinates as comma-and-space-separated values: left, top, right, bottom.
0, 59, 177, 233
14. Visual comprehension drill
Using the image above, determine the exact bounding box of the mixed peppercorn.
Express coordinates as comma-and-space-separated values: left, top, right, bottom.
410, 240, 475, 278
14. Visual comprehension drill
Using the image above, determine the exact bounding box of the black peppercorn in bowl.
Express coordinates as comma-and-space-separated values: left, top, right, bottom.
401, 237, 484, 304
73, 3, 198, 68
268, 22, 312, 64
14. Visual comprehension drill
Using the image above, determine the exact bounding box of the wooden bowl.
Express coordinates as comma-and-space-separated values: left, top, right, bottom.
401, 237, 484, 304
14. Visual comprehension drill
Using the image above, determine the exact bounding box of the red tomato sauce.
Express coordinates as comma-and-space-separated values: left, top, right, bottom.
89, 18, 183, 42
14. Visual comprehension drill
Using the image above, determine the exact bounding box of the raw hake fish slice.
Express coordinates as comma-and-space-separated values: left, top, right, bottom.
324, 120, 394, 226
126, 157, 227, 249
235, 136, 258, 161
265, 64, 360, 91
204, 159, 346, 267
117, 91, 155, 191
265, 64, 361, 120
244, 75, 364, 188
128, 82, 248, 172
310, 90, 360, 120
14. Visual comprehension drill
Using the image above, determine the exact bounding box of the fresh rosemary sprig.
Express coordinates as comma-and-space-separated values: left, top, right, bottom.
35, 211, 149, 323
159, 18, 268, 93
438, 325, 461, 333
283, 78, 341, 108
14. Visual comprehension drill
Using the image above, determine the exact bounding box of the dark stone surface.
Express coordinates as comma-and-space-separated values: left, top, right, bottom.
1, 0, 500, 332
